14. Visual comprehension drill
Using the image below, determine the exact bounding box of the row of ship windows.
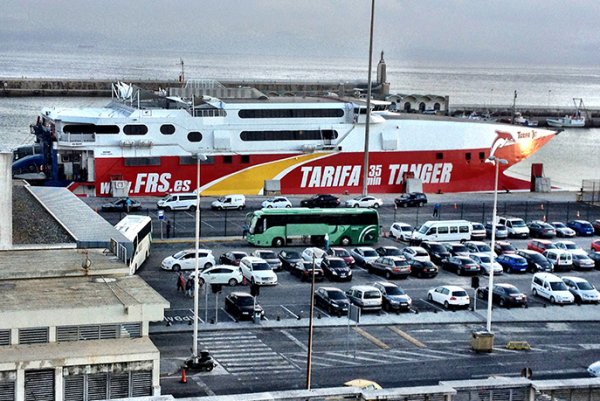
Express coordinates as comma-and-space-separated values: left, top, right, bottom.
63, 124, 339, 143
123, 152, 487, 167
0, 323, 142, 346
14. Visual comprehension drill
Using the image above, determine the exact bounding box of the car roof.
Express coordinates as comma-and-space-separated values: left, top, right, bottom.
440, 285, 466, 291
561, 276, 589, 283
495, 283, 518, 289
242, 256, 266, 263
318, 286, 344, 292
182, 248, 212, 253
350, 285, 380, 291
371, 281, 397, 288
229, 291, 253, 297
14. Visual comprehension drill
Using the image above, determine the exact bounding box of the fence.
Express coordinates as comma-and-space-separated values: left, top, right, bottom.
581, 180, 600, 206
98, 200, 600, 240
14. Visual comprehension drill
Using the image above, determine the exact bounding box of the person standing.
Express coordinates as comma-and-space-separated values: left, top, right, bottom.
177, 272, 185, 293
433, 203, 440, 218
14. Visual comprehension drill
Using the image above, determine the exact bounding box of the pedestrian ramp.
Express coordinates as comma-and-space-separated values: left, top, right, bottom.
197, 331, 298, 376
28, 186, 129, 249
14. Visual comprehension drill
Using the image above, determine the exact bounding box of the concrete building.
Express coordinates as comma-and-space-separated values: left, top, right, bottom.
0, 152, 169, 400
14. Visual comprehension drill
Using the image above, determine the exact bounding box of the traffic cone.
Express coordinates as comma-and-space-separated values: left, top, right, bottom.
180, 368, 187, 384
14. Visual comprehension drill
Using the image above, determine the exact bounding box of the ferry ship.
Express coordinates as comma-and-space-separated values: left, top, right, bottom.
11, 82, 557, 197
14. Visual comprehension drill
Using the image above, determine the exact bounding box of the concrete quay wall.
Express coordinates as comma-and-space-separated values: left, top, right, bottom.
0, 78, 369, 97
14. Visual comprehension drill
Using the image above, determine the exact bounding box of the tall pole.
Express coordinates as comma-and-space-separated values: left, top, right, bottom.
361, 0, 375, 196
192, 153, 206, 359
486, 156, 506, 332
306, 254, 316, 389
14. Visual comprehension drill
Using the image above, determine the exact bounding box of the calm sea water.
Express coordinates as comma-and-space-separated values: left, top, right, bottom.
1, 48, 599, 189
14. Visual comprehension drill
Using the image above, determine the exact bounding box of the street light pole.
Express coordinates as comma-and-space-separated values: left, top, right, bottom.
361, 0, 375, 196
192, 152, 207, 360
486, 155, 507, 332
306, 254, 316, 389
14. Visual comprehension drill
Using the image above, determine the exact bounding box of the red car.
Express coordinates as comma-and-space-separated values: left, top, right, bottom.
494, 241, 517, 255
527, 239, 557, 254
591, 239, 600, 252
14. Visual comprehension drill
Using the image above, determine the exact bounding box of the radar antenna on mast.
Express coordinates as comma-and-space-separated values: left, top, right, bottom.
178, 58, 185, 88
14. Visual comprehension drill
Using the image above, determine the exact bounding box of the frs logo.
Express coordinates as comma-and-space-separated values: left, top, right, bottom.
98, 173, 192, 194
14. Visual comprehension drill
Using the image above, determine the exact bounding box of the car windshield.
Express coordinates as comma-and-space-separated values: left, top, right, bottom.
334, 249, 350, 257
328, 259, 347, 268
512, 220, 526, 227
327, 290, 347, 300
363, 249, 378, 257
564, 243, 577, 250
173, 250, 188, 259
577, 282, 594, 290
550, 282, 568, 291
252, 262, 272, 271
530, 254, 547, 263
385, 287, 406, 295
236, 296, 254, 306
284, 251, 301, 259
472, 223, 484, 230
233, 252, 247, 259
385, 248, 402, 256
401, 226, 413, 232
393, 260, 409, 267
479, 256, 491, 263
558, 254, 570, 261
504, 286, 520, 295
452, 290, 467, 297
428, 244, 446, 253
258, 251, 276, 259
500, 244, 516, 251
553, 222, 566, 228
364, 291, 381, 299
453, 245, 468, 253
477, 244, 492, 252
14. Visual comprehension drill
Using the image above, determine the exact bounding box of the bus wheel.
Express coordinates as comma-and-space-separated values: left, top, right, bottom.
273, 237, 284, 247
340, 237, 351, 246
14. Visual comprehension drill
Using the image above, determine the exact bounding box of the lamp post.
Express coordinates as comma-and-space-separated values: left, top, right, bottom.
306, 253, 317, 389
486, 155, 507, 332
361, 0, 375, 196
192, 152, 207, 361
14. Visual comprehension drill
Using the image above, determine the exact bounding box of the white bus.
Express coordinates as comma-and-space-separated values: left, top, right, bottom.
114, 215, 153, 274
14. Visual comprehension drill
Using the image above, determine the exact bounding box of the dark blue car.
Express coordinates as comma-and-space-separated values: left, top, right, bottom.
567, 220, 594, 236
496, 254, 528, 273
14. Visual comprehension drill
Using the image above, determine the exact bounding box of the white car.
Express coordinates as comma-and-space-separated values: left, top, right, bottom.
261, 196, 292, 209
470, 253, 503, 275
588, 361, 600, 376
239, 256, 278, 286
551, 222, 576, 238
344, 196, 383, 208
350, 246, 380, 267
555, 240, 582, 252
301, 247, 327, 265
427, 285, 470, 309
464, 241, 496, 258
562, 276, 600, 303
161, 249, 215, 271
390, 222, 414, 241
401, 246, 431, 262
188, 265, 243, 286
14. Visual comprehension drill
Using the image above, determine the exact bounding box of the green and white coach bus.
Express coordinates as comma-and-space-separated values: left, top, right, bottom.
246, 208, 379, 247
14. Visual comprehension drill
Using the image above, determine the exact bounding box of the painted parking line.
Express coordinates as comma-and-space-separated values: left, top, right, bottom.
280, 305, 300, 319
353, 326, 390, 350
388, 326, 427, 348
281, 329, 309, 352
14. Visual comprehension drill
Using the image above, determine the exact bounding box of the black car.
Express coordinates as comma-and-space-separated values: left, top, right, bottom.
320, 257, 352, 281
441, 256, 480, 275
375, 246, 402, 257
527, 220, 557, 238
314, 287, 350, 316
224, 292, 264, 320
371, 281, 412, 312
420, 241, 450, 265
278, 249, 303, 270
443, 243, 470, 257
588, 251, 600, 269
299, 194, 340, 208
252, 249, 283, 271
516, 249, 553, 272
290, 260, 324, 282
219, 251, 248, 266
394, 192, 428, 208
366, 256, 411, 279
409, 260, 439, 278
476, 283, 527, 307
101, 198, 141, 212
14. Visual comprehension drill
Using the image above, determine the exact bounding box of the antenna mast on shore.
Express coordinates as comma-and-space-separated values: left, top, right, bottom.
179, 58, 185, 88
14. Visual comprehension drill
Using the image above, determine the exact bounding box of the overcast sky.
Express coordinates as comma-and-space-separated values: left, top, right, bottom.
2, 0, 599, 66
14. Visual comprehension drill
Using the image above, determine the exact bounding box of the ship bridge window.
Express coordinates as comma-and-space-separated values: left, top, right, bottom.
404, 102, 411, 112
240, 130, 338, 141
479, 152, 486, 160
434, 102, 441, 111
63, 124, 119, 134
419, 102, 426, 112
124, 124, 148, 135
124, 157, 160, 166
187, 131, 203, 142
465, 152, 471, 161
238, 108, 344, 119
241, 155, 250, 163
160, 124, 176, 135
223, 156, 233, 164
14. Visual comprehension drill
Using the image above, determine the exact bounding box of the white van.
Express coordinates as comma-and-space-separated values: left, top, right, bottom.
531, 272, 574, 304
211, 194, 246, 210
157, 193, 198, 211
410, 220, 471, 244
498, 216, 530, 238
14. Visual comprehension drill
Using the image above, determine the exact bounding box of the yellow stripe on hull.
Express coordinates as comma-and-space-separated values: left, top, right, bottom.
199, 152, 331, 196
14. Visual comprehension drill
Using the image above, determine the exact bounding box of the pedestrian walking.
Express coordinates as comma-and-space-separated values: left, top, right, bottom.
433, 203, 440, 217
185, 277, 193, 297
177, 272, 185, 292
324, 233, 330, 251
